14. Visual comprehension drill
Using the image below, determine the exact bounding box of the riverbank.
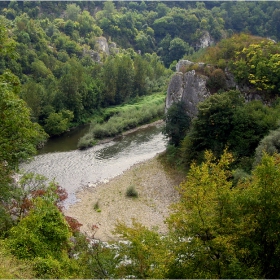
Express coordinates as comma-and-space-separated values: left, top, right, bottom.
77, 93, 165, 149
64, 155, 185, 241
96, 119, 165, 145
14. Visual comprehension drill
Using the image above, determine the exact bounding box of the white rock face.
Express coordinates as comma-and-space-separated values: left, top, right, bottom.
166, 63, 210, 118
175, 60, 193, 72
197, 31, 214, 49
95, 36, 110, 55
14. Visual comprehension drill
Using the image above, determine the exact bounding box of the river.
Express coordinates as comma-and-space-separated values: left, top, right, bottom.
20, 123, 167, 206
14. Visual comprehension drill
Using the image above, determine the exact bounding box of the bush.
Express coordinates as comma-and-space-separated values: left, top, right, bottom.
254, 128, 280, 166
206, 68, 227, 93
78, 133, 96, 150
232, 168, 251, 186
126, 185, 138, 198
0, 241, 35, 278
7, 198, 71, 260
163, 101, 191, 147
93, 201, 101, 212
33, 257, 63, 278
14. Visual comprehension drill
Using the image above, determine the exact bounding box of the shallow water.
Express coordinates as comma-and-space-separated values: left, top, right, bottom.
20, 124, 167, 206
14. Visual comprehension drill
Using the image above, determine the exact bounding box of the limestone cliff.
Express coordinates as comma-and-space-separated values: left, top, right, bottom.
166, 60, 263, 118
166, 61, 210, 118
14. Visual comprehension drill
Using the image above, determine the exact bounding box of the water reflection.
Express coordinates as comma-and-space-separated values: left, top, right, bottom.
95, 126, 158, 160
38, 124, 90, 154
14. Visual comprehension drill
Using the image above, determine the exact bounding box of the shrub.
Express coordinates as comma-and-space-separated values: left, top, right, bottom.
126, 185, 138, 198
163, 101, 191, 147
7, 198, 71, 260
254, 128, 280, 166
33, 256, 63, 278
0, 241, 35, 278
93, 201, 101, 212
78, 133, 96, 150
206, 68, 227, 93
232, 168, 251, 186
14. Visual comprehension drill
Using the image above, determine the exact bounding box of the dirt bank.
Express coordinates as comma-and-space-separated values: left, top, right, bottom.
64, 155, 185, 241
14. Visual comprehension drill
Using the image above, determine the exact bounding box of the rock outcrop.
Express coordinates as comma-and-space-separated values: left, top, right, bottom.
82, 49, 101, 63
166, 61, 210, 118
95, 36, 110, 55
196, 31, 214, 49
83, 37, 119, 63
166, 60, 265, 118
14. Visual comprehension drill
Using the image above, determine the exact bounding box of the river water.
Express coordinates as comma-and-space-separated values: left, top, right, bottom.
20, 123, 167, 206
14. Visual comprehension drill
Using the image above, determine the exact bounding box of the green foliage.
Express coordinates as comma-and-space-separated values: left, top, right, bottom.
113, 220, 169, 278
167, 151, 246, 279
201, 33, 263, 65
235, 153, 280, 278
33, 256, 63, 278
78, 94, 165, 148
164, 144, 183, 168
126, 185, 138, 198
1, 1, 277, 140
228, 100, 279, 161
92, 102, 164, 139
232, 168, 251, 187
93, 200, 101, 212
163, 101, 191, 147
4, 172, 69, 225
5, 195, 82, 278
44, 109, 74, 136
65, 3, 81, 22
1, 4, 280, 277
7, 198, 71, 260
0, 72, 48, 171
254, 127, 280, 166
77, 133, 97, 150
181, 90, 278, 169
0, 240, 35, 278
168, 37, 190, 65
108, 151, 280, 278
168, 150, 280, 278
206, 68, 227, 92
101, 53, 169, 106
70, 232, 118, 278
232, 40, 280, 95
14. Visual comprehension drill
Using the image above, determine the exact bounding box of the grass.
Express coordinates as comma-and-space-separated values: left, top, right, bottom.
93, 201, 101, 212
126, 185, 138, 198
78, 93, 166, 149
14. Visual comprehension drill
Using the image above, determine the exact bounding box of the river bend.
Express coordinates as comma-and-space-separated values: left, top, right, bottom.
20, 124, 167, 206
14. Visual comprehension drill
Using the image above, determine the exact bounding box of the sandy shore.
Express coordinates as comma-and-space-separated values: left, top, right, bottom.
64, 156, 185, 241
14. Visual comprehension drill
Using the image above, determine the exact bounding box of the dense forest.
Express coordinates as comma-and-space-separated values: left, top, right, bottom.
1, 1, 280, 278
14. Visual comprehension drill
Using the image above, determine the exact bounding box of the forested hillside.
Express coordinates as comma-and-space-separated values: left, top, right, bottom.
1, 1, 280, 278
0, 0, 279, 137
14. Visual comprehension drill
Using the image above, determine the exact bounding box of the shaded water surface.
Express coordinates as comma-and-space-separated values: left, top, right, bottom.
21, 123, 167, 206
38, 124, 90, 154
